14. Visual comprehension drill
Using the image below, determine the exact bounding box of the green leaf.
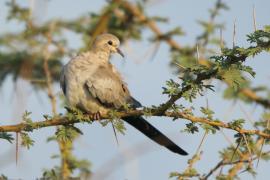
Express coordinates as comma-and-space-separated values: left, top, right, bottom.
43, 114, 52, 120
42, 168, 60, 179
220, 67, 247, 90
22, 110, 34, 131
183, 123, 199, 134
228, 119, 245, 129
239, 65, 256, 77
169, 171, 181, 178
0, 132, 14, 143
112, 119, 126, 135
162, 79, 180, 96
200, 107, 214, 120
55, 126, 81, 142
47, 135, 57, 142
20, 132, 34, 149
201, 123, 219, 134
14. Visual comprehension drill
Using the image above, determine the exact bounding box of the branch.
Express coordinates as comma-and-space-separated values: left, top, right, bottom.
121, 0, 270, 110
201, 159, 224, 180
117, 0, 181, 49
156, 68, 218, 114
202, 148, 270, 180
88, 1, 123, 47
240, 88, 270, 108
199, 60, 270, 109
0, 109, 269, 139
119, 0, 270, 112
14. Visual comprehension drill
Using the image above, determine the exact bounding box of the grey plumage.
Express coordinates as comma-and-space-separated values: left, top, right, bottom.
60, 33, 188, 155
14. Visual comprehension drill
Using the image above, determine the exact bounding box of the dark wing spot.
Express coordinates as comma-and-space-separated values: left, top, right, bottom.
62, 76, 66, 95
122, 84, 126, 93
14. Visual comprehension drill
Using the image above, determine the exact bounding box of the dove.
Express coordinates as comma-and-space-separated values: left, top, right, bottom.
60, 33, 188, 155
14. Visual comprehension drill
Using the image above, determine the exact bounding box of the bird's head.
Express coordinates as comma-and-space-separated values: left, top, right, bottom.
92, 33, 124, 57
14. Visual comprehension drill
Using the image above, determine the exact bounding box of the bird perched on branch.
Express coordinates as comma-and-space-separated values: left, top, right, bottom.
60, 33, 188, 155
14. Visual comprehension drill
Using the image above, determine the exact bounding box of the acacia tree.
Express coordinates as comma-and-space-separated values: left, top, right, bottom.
0, 0, 270, 179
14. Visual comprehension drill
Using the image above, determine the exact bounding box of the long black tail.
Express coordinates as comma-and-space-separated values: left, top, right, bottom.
123, 116, 188, 155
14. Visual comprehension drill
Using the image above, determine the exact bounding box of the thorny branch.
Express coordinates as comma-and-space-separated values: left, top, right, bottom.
201, 150, 270, 180
116, 0, 270, 110
116, 0, 182, 49
226, 138, 262, 178
0, 109, 269, 139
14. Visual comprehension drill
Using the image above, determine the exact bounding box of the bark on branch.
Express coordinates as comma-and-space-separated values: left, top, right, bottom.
0, 109, 269, 139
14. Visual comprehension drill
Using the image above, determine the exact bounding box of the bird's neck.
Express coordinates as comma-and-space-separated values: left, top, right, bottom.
90, 48, 111, 62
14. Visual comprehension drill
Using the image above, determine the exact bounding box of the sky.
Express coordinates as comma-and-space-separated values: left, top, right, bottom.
0, 0, 270, 179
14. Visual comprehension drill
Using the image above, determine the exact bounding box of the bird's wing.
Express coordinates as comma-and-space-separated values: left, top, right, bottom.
85, 65, 141, 109
60, 66, 66, 95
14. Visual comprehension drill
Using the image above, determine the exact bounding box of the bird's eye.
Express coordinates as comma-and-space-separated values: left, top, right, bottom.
108, 40, 113, 45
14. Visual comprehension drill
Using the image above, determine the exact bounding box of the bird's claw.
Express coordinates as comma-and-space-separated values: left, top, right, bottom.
90, 111, 101, 120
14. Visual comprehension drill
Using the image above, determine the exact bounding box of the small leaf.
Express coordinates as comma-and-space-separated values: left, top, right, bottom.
20, 132, 34, 149
0, 132, 14, 143
200, 107, 214, 120
55, 126, 81, 142
182, 123, 199, 134
228, 119, 245, 129
169, 172, 181, 178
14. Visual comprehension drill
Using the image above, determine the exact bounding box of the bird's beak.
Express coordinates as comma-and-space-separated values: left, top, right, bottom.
116, 48, 124, 58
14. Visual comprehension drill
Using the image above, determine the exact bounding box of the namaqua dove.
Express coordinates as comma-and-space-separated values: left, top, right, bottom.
60, 33, 188, 155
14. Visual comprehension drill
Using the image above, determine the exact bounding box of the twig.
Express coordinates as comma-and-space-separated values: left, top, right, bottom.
220, 129, 243, 158
242, 133, 252, 158
202, 159, 224, 180
256, 117, 270, 167
181, 131, 207, 178
227, 137, 264, 177
111, 122, 119, 146
116, 0, 182, 49
196, 44, 200, 61
149, 41, 161, 62
195, 131, 207, 155
220, 28, 224, 51
233, 19, 236, 47
16, 132, 18, 165
240, 88, 270, 109
202, 152, 270, 180
173, 62, 186, 70
88, 1, 122, 48
253, 5, 257, 31
156, 68, 218, 114
118, 0, 270, 112
256, 138, 265, 168
239, 104, 257, 129
230, 136, 243, 162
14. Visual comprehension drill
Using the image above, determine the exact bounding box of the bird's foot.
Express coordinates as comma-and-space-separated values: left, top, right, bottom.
90, 111, 101, 120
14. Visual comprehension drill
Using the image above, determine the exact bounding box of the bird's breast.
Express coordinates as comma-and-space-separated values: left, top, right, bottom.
65, 62, 107, 113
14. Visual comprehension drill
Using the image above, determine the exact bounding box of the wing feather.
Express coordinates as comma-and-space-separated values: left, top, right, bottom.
85, 65, 132, 109
60, 66, 66, 95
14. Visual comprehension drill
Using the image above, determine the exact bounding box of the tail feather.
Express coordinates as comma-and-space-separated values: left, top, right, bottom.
123, 116, 188, 156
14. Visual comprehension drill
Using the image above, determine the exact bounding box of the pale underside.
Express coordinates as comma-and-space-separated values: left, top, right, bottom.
60, 51, 140, 114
